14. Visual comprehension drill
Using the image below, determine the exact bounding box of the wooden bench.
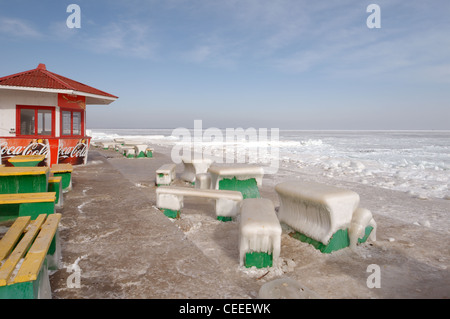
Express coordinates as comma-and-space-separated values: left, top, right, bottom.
7, 155, 45, 167
50, 164, 73, 193
0, 192, 56, 222
0, 213, 62, 299
155, 164, 176, 186
156, 186, 243, 221
48, 176, 63, 209
208, 165, 264, 199
275, 180, 376, 253
0, 167, 49, 194
239, 198, 282, 268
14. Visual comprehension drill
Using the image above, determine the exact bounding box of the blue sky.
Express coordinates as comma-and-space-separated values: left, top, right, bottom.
0, 0, 449, 130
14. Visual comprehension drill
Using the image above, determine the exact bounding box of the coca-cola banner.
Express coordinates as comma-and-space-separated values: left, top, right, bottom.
0, 137, 90, 166
58, 138, 90, 165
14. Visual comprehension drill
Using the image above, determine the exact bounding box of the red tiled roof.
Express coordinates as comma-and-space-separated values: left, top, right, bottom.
0, 63, 118, 99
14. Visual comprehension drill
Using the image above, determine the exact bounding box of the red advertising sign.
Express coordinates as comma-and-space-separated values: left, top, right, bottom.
0, 137, 91, 166
58, 138, 90, 165
58, 93, 86, 110
0, 138, 51, 166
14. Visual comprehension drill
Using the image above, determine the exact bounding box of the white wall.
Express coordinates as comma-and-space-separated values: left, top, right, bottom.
0, 89, 59, 137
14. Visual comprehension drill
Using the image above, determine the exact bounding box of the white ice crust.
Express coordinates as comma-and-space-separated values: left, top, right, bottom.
275, 181, 360, 245
239, 198, 282, 266
208, 165, 265, 190
156, 186, 243, 217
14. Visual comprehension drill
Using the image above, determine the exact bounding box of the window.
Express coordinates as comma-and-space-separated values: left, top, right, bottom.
61, 109, 84, 137
16, 106, 55, 137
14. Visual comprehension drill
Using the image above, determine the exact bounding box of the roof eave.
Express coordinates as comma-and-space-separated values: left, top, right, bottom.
0, 86, 118, 105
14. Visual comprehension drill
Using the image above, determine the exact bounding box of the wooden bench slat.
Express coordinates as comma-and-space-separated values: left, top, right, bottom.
0, 167, 49, 176
14, 213, 61, 284
0, 214, 46, 286
0, 192, 56, 205
50, 164, 73, 173
0, 216, 31, 261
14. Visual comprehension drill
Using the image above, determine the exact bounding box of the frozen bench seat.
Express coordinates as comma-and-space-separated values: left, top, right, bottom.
239, 198, 281, 268
275, 180, 376, 253
0, 192, 56, 222
155, 164, 176, 186
50, 164, 73, 193
0, 213, 62, 299
156, 186, 243, 221
208, 165, 264, 199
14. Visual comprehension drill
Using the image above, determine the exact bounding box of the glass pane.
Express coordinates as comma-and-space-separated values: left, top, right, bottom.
73, 112, 81, 135
20, 109, 35, 135
62, 111, 72, 135
37, 110, 52, 135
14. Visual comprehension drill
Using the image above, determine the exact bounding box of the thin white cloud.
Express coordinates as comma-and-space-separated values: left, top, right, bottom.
0, 17, 42, 38
84, 21, 159, 59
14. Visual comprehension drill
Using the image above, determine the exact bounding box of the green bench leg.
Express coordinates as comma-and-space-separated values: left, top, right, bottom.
218, 177, 260, 199
0, 259, 51, 299
245, 252, 273, 268
53, 173, 72, 192
0, 174, 48, 194
290, 226, 374, 254
160, 208, 180, 219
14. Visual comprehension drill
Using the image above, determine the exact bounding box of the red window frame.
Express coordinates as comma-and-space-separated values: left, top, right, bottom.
16, 105, 56, 137
60, 108, 85, 137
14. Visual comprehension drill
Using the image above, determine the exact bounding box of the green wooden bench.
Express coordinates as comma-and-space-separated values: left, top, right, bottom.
50, 164, 73, 193
0, 213, 62, 299
48, 176, 63, 209
0, 192, 56, 222
7, 155, 45, 167
0, 167, 49, 194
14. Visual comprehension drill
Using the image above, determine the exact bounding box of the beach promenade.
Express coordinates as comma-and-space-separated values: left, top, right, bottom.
49, 150, 251, 298
49, 148, 450, 299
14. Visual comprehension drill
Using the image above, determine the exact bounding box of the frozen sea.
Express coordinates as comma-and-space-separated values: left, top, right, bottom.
89, 128, 450, 201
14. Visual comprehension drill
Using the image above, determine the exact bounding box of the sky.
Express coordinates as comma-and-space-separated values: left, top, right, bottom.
0, 0, 449, 130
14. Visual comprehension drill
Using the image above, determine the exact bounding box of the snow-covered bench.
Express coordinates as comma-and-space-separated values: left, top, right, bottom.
275, 181, 376, 253
156, 186, 243, 221
208, 165, 264, 199
239, 198, 282, 268
0, 213, 61, 299
100, 142, 116, 150
155, 164, 176, 186
133, 144, 148, 158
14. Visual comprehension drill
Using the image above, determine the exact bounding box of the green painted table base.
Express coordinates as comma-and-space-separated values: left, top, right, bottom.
146, 150, 153, 158
0, 174, 48, 194
48, 181, 63, 209
217, 216, 233, 222
290, 226, 374, 254
245, 252, 273, 268
0, 259, 49, 299
52, 172, 71, 192
0, 202, 55, 222
161, 208, 180, 219
218, 177, 260, 199
9, 160, 42, 167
